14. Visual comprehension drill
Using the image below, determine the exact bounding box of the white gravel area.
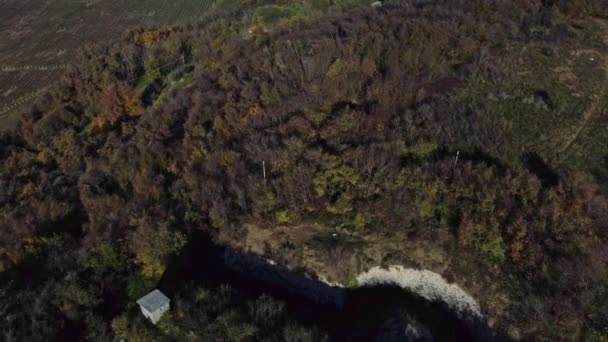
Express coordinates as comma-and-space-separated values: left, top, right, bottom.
356, 265, 482, 319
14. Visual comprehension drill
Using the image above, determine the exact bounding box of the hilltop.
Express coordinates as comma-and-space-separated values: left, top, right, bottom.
1, 0, 608, 340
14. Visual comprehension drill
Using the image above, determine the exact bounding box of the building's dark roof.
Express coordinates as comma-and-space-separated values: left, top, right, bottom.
136, 289, 170, 313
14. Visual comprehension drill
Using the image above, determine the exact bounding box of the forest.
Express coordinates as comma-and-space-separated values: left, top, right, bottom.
1, 0, 608, 340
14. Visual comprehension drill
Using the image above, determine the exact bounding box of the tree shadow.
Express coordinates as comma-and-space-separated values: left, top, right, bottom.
591, 155, 608, 191
159, 230, 507, 341
522, 152, 559, 187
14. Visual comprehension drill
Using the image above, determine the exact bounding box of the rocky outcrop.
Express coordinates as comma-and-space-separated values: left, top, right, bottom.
224, 249, 346, 308
356, 266, 482, 319
224, 247, 494, 341
356, 266, 493, 341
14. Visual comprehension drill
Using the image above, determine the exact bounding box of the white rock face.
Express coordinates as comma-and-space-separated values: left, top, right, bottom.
356, 266, 482, 319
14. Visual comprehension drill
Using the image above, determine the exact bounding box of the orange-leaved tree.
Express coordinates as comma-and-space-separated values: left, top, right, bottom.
97, 81, 143, 129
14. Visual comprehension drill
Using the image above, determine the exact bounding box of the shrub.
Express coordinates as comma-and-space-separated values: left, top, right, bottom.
276, 210, 291, 223
248, 295, 285, 327
406, 141, 438, 159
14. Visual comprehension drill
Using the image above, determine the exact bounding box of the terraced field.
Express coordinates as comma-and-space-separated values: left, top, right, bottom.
0, 0, 224, 129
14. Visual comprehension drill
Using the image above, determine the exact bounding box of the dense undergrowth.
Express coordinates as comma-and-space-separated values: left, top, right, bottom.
1, 0, 608, 340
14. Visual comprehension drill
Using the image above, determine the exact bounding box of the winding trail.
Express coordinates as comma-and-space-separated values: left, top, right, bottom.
556, 19, 608, 159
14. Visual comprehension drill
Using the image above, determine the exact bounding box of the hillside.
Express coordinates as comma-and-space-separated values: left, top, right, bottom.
1, 0, 608, 341
0, 0, 252, 128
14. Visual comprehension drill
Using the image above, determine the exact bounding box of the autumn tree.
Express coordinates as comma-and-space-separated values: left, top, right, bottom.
130, 221, 186, 280
97, 81, 143, 129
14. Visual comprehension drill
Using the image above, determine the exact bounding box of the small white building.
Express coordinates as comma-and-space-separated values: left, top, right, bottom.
136, 289, 170, 324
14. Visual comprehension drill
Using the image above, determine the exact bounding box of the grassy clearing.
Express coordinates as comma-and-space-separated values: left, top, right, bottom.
222, 219, 452, 285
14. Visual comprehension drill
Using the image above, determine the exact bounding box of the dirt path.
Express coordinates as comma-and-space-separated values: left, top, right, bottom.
556, 19, 608, 159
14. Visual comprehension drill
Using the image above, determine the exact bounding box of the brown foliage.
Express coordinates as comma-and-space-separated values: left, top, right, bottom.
98, 81, 143, 128
2, 2, 608, 340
